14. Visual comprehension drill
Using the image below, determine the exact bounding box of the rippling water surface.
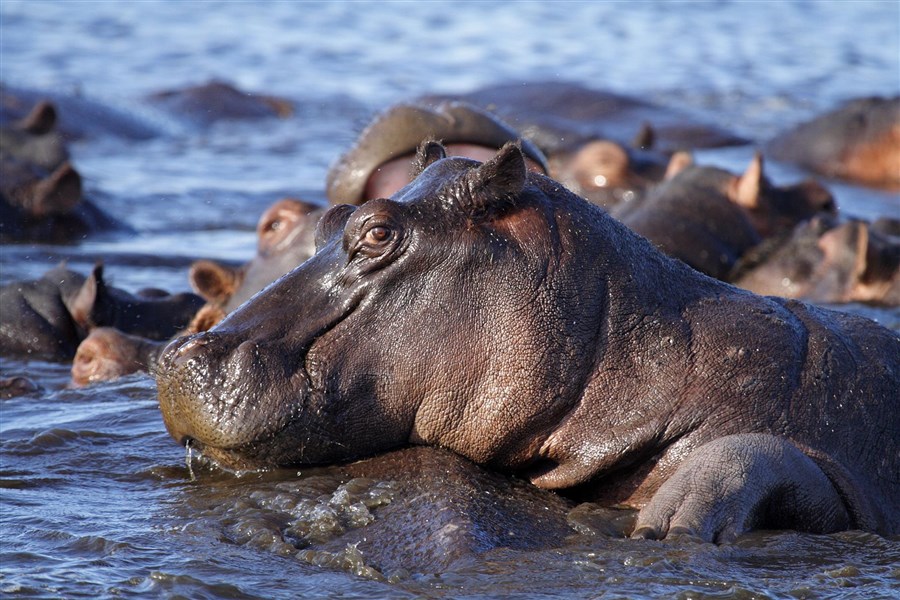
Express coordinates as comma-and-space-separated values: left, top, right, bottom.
2, 1, 899, 598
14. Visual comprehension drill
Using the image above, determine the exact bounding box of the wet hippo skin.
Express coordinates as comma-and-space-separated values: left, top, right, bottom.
157, 142, 900, 542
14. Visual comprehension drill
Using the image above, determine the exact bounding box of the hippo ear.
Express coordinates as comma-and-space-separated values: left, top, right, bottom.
452, 141, 527, 220
189, 260, 242, 306
729, 152, 765, 210
411, 139, 447, 178
17, 100, 57, 135
632, 122, 655, 150
67, 263, 113, 331
664, 151, 693, 179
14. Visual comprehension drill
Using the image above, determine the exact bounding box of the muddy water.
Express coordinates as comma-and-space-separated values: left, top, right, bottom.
1, 1, 899, 598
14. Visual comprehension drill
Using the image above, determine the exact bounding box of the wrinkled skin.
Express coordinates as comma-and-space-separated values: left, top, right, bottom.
70, 327, 167, 387
612, 153, 836, 280
733, 215, 900, 305
0, 263, 204, 361
0, 98, 123, 242
326, 101, 550, 206
190, 198, 325, 318
157, 143, 899, 542
766, 96, 900, 189
146, 80, 294, 126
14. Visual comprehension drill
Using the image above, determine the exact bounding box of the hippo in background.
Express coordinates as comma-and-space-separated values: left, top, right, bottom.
1, 98, 124, 242
328, 98, 671, 210
765, 96, 900, 189
69, 197, 325, 386
0, 263, 204, 361
189, 197, 324, 319
146, 80, 294, 127
326, 101, 549, 206
611, 152, 836, 281
1, 83, 161, 141
158, 142, 899, 542
732, 214, 900, 306
418, 80, 753, 207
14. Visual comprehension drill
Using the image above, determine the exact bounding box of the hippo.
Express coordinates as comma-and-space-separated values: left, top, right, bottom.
157, 142, 899, 542
190, 197, 325, 320
327, 98, 667, 211
0, 99, 123, 242
70, 327, 168, 387
611, 152, 836, 281
1, 83, 161, 141
326, 101, 550, 206
765, 96, 900, 189
732, 215, 900, 306
417, 81, 756, 208
66, 199, 327, 386
0, 263, 204, 361
146, 80, 294, 127
418, 81, 750, 155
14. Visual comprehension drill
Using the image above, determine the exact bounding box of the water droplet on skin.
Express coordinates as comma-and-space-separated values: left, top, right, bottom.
593, 175, 607, 187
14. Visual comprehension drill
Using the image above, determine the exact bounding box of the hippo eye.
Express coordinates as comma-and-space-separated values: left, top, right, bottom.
363, 225, 392, 245
264, 219, 282, 233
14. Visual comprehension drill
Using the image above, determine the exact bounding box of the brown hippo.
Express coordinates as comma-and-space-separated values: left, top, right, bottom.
0, 99, 123, 242
67, 199, 326, 386
1, 83, 161, 141
70, 327, 168, 387
157, 142, 899, 542
732, 215, 900, 306
765, 96, 900, 189
0, 263, 204, 361
611, 152, 836, 281
417, 81, 752, 208
326, 101, 550, 206
189, 197, 325, 320
146, 80, 294, 126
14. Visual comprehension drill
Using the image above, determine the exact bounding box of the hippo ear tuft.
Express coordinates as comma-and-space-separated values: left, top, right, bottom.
411, 139, 447, 178
454, 141, 527, 220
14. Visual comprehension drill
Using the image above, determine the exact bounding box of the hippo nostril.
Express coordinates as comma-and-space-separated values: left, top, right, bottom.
170, 333, 213, 367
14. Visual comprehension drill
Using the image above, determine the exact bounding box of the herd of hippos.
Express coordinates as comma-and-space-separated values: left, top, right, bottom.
1, 80, 898, 543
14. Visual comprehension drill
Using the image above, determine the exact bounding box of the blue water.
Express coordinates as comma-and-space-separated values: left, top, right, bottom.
2, 1, 899, 598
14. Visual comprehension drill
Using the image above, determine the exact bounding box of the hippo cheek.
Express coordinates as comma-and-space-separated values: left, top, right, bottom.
156, 333, 312, 470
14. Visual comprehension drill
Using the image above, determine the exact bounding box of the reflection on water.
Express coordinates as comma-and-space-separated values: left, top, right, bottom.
1, 0, 899, 597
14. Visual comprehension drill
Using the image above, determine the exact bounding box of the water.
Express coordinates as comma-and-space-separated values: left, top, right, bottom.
1, 1, 899, 597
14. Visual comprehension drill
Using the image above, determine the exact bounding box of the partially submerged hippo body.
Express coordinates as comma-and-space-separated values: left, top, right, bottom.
765, 96, 900, 189
0, 99, 122, 242
158, 143, 899, 542
611, 153, 836, 281
146, 80, 294, 127
419, 81, 751, 207
326, 101, 549, 207
0, 263, 204, 361
419, 80, 749, 155
68, 198, 325, 386
189, 198, 324, 318
1, 83, 161, 141
732, 215, 900, 306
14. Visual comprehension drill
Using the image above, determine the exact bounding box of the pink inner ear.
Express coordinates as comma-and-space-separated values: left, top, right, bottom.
730, 153, 764, 210
189, 261, 239, 304
663, 152, 692, 180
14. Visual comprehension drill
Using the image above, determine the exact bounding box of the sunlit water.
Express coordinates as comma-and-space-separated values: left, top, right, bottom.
1, 1, 899, 598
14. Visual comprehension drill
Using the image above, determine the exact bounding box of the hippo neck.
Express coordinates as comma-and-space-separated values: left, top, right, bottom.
528, 198, 727, 497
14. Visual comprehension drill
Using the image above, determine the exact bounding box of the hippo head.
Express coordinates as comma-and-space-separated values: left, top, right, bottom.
157, 142, 611, 471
